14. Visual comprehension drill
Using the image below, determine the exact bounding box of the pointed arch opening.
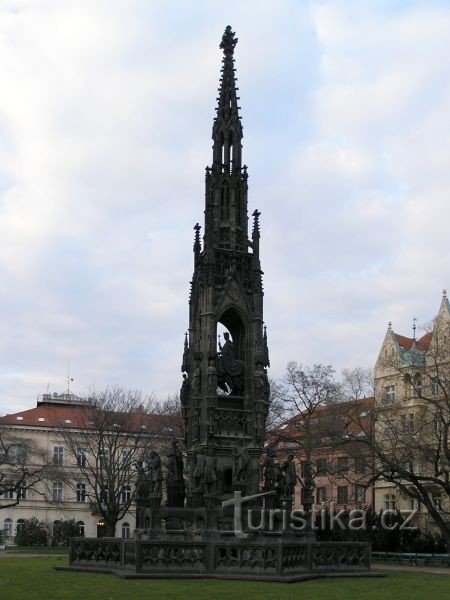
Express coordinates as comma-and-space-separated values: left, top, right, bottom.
216, 307, 246, 396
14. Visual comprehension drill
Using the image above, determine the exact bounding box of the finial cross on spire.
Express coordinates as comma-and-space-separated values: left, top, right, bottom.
412, 316, 417, 340
220, 25, 238, 56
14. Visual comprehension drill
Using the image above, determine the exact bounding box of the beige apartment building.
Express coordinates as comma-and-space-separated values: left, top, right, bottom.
373, 291, 450, 532
0, 392, 173, 544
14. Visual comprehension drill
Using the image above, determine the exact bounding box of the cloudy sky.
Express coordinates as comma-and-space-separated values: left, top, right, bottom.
1, 0, 449, 414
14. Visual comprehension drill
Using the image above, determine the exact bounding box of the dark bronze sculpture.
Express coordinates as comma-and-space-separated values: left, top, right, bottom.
217, 332, 245, 394
69, 26, 372, 581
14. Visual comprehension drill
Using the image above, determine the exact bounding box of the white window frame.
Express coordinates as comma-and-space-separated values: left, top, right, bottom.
53, 446, 64, 466
384, 493, 396, 511
52, 480, 63, 502
384, 385, 395, 403
3, 518, 13, 538
76, 447, 87, 467
76, 483, 86, 503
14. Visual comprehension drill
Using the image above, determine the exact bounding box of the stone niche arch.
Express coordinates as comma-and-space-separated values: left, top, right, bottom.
217, 306, 246, 361
216, 306, 247, 397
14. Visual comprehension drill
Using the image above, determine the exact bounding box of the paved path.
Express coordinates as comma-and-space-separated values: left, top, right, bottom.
373, 563, 450, 575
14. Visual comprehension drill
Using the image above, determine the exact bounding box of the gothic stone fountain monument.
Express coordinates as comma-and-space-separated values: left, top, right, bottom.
68, 27, 372, 581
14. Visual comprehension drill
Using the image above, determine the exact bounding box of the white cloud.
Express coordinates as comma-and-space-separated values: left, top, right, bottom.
1, 1, 449, 413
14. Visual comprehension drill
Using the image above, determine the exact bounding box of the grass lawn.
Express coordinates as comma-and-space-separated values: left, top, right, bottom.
0, 557, 449, 600
4, 546, 69, 555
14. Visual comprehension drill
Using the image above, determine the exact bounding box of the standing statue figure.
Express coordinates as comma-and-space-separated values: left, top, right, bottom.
263, 449, 276, 491
191, 364, 202, 396
233, 446, 250, 483
193, 451, 207, 489
147, 450, 163, 494
180, 373, 189, 406
207, 359, 218, 395
135, 460, 150, 500
217, 332, 245, 394
166, 439, 185, 507
204, 449, 218, 494
282, 454, 297, 497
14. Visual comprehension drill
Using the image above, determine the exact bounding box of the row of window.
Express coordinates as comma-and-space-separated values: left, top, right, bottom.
51, 482, 132, 503
2, 518, 85, 537
51, 446, 133, 467
383, 379, 441, 403
314, 456, 368, 476
3, 519, 132, 539
315, 484, 366, 505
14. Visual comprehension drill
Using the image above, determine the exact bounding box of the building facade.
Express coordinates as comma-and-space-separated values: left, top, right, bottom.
0, 392, 173, 544
373, 291, 450, 533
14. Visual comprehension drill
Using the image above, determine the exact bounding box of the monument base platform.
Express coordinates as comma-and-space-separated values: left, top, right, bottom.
66, 536, 376, 582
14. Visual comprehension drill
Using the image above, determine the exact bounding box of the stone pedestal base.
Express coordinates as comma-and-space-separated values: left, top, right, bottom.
67, 536, 375, 582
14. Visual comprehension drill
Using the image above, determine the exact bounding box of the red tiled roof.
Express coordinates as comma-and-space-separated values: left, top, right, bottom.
0, 404, 179, 436
272, 397, 375, 439
395, 331, 432, 352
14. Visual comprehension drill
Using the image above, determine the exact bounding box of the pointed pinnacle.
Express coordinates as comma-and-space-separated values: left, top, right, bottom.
220, 25, 238, 56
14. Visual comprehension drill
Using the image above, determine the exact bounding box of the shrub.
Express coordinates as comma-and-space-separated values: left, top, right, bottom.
52, 519, 82, 546
15, 517, 48, 546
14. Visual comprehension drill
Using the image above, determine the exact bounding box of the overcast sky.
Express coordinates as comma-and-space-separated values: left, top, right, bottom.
1, 0, 449, 414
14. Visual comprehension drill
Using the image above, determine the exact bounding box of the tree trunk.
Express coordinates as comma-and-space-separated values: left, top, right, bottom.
104, 521, 116, 537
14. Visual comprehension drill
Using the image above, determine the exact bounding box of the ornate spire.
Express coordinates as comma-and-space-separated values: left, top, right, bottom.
212, 25, 243, 171
193, 222, 201, 255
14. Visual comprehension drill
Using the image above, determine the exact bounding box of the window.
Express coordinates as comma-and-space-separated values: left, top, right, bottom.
16, 519, 25, 534
384, 494, 396, 511
121, 449, 132, 467
355, 456, 366, 474
409, 498, 419, 511
99, 486, 109, 505
431, 379, 439, 397
355, 485, 366, 503
53, 446, 64, 466
3, 483, 15, 499
99, 447, 110, 468
121, 485, 132, 504
401, 413, 415, 433
413, 374, 422, 396
17, 483, 27, 500
316, 487, 327, 503
52, 481, 63, 502
316, 459, 327, 476
384, 385, 395, 403
3, 518, 13, 538
121, 522, 131, 539
76, 483, 86, 503
337, 456, 349, 474
7, 443, 27, 465
300, 461, 307, 478
433, 496, 442, 511
77, 521, 85, 536
337, 486, 348, 504
76, 447, 86, 467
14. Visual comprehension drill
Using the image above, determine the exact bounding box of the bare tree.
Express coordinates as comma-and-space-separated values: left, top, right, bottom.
341, 367, 374, 401
58, 387, 176, 537
347, 317, 450, 549
0, 431, 60, 509
270, 363, 344, 512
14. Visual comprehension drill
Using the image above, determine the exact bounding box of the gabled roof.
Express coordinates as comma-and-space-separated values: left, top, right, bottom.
395, 332, 432, 352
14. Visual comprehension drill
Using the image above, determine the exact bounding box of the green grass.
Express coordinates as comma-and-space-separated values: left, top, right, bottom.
0, 557, 449, 600
4, 546, 69, 555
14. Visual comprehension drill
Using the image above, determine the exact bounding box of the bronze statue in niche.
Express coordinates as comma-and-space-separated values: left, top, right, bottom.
217, 331, 244, 394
